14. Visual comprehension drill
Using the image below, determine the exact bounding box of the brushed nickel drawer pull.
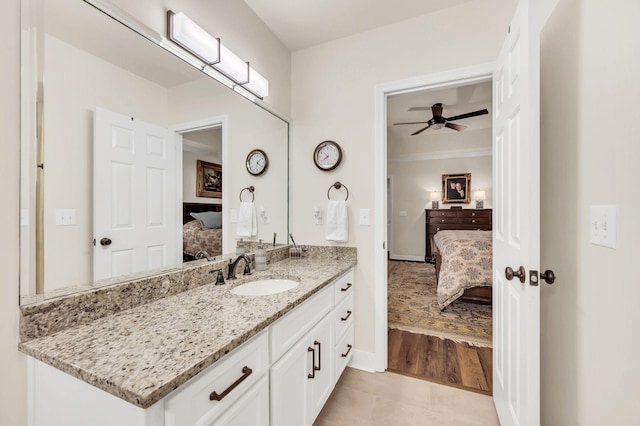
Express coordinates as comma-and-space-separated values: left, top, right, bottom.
209, 366, 252, 401
341, 344, 353, 357
340, 283, 353, 292
341, 310, 352, 321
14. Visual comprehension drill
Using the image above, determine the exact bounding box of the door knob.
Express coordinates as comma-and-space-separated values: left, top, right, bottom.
100, 237, 112, 246
540, 270, 556, 285
505, 266, 526, 283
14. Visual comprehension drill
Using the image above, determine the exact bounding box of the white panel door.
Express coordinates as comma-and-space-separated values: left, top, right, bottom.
94, 107, 177, 281
492, 1, 540, 425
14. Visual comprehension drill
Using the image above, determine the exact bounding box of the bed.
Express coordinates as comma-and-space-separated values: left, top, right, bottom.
182, 203, 223, 261
433, 230, 493, 309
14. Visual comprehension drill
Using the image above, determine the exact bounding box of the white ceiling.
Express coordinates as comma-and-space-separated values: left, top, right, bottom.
243, 0, 473, 51
387, 81, 493, 142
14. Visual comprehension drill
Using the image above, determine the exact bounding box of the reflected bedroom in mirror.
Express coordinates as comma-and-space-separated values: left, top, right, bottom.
20, 0, 290, 305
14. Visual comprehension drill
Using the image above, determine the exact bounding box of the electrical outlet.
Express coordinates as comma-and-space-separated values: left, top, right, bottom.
314, 207, 323, 225
230, 209, 238, 223
399, 211, 407, 217
359, 208, 370, 226
589, 205, 617, 249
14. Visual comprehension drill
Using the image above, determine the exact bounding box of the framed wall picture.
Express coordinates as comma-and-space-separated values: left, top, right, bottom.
197, 160, 222, 198
442, 173, 471, 204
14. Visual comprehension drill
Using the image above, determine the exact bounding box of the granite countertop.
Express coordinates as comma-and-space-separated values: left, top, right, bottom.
19, 256, 356, 409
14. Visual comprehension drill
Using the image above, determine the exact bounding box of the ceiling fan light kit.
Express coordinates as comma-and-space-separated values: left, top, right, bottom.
394, 102, 488, 135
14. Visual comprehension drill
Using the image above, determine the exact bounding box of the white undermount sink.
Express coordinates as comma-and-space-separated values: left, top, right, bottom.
230, 279, 299, 296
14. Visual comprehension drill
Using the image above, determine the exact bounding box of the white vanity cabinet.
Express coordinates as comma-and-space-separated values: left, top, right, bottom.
270, 269, 354, 426
27, 267, 355, 426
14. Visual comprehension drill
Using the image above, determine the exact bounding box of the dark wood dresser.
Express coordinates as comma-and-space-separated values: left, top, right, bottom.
425, 209, 492, 262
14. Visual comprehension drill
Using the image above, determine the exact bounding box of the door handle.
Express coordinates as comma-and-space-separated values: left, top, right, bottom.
314, 340, 321, 372
100, 237, 112, 246
540, 270, 556, 284
209, 366, 252, 401
505, 266, 526, 283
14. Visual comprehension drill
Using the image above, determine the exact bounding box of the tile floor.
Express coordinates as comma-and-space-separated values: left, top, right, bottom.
314, 368, 500, 426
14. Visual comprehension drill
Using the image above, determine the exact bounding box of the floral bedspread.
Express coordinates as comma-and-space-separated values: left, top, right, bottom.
433, 230, 492, 309
183, 220, 222, 257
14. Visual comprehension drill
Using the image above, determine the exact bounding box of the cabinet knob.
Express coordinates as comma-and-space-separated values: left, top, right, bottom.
472, 213, 476, 216
472, 220, 476, 223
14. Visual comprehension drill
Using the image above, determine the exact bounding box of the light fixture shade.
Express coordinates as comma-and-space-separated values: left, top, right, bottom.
213, 44, 250, 84
430, 191, 442, 201
474, 190, 486, 201
244, 67, 269, 98
167, 11, 220, 65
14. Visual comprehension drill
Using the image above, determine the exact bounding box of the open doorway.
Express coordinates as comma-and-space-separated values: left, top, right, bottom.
385, 79, 494, 394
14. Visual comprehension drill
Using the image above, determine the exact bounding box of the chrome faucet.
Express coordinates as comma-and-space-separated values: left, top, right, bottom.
227, 254, 252, 280
195, 250, 213, 261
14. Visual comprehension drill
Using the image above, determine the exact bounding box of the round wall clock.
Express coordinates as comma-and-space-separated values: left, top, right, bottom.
246, 149, 268, 176
313, 140, 342, 171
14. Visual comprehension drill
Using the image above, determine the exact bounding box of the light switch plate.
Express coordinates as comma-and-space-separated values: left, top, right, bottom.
55, 209, 77, 226
589, 205, 617, 249
359, 208, 370, 226
399, 211, 407, 217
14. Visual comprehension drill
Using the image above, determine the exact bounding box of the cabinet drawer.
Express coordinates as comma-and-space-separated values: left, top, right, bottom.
164, 330, 269, 426
430, 217, 460, 224
270, 284, 333, 362
334, 292, 354, 341
334, 269, 354, 306
335, 325, 354, 380
458, 210, 492, 218
427, 210, 458, 218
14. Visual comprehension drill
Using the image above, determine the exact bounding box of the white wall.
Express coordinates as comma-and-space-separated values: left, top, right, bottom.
290, 0, 516, 354
107, 0, 291, 117
168, 78, 289, 252
388, 154, 492, 258
43, 34, 169, 291
1, 0, 27, 423
540, 0, 640, 423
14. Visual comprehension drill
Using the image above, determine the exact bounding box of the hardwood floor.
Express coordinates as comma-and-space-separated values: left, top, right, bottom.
387, 328, 493, 395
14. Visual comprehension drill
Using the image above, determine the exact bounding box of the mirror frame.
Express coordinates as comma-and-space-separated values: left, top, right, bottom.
19, 0, 291, 305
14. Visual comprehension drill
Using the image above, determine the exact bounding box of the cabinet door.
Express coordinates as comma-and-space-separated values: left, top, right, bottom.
212, 375, 269, 426
307, 312, 334, 424
270, 337, 310, 426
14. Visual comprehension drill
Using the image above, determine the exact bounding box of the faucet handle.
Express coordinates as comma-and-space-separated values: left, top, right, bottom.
209, 268, 225, 285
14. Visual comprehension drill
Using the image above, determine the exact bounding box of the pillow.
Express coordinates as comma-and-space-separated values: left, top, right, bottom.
190, 211, 222, 229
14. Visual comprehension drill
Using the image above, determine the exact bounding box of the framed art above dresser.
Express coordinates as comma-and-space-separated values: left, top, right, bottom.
425, 209, 492, 263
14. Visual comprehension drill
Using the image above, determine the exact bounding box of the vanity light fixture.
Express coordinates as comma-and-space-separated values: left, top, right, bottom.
166, 10, 269, 99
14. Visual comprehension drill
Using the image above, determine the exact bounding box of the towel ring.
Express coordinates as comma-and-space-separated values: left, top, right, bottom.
239, 186, 255, 202
327, 182, 349, 201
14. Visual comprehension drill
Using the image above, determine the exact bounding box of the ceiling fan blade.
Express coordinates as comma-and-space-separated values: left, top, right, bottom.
445, 122, 467, 131
393, 121, 429, 125
411, 125, 431, 135
431, 103, 444, 118
447, 108, 488, 121
407, 106, 431, 112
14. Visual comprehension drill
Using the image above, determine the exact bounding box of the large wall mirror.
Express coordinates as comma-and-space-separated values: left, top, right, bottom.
20, 0, 290, 305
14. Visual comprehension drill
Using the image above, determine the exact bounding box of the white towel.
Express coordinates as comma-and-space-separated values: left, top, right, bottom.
325, 200, 348, 242
237, 202, 257, 237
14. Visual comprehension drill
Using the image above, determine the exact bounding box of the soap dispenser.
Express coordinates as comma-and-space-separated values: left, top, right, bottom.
236, 238, 245, 255
255, 240, 267, 271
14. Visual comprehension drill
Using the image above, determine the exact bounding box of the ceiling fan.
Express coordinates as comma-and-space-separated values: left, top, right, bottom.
394, 103, 489, 135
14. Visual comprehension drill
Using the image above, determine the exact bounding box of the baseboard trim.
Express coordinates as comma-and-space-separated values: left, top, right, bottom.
348, 349, 382, 373
389, 254, 423, 262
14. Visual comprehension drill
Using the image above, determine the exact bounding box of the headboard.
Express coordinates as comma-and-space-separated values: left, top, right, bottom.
183, 202, 223, 224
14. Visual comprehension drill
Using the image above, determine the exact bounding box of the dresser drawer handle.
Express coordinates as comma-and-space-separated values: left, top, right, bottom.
209, 366, 252, 401
341, 344, 353, 357
472, 213, 476, 216
341, 310, 353, 321
472, 220, 476, 223
341, 283, 353, 292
